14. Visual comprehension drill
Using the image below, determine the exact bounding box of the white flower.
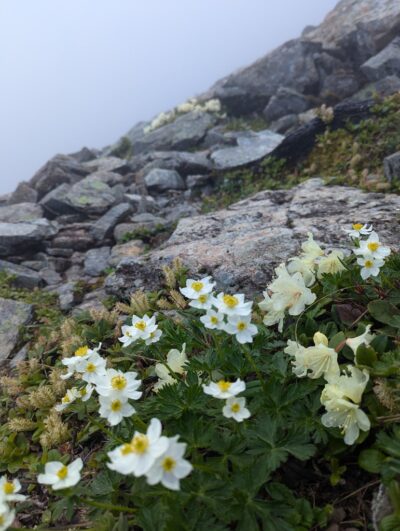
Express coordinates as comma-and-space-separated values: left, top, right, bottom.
154, 344, 188, 392
224, 315, 258, 344
38, 458, 83, 490
55, 387, 81, 412
357, 256, 385, 280
200, 309, 225, 330
321, 366, 369, 405
203, 98, 222, 113
119, 324, 138, 347
222, 397, 251, 422
80, 383, 94, 402
259, 293, 286, 332
354, 231, 391, 260
180, 277, 215, 300
77, 352, 107, 384
213, 293, 252, 317
346, 325, 375, 355
317, 250, 346, 279
95, 369, 142, 401
146, 435, 193, 490
203, 378, 245, 399
119, 315, 159, 346
268, 264, 316, 316
321, 401, 370, 445
345, 223, 373, 239
144, 328, 163, 345
189, 292, 215, 310
285, 333, 340, 381
107, 418, 169, 477
0, 502, 15, 531
98, 396, 136, 426
61, 344, 101, 380
287, 233, 323, 286
0, 476, 26, 502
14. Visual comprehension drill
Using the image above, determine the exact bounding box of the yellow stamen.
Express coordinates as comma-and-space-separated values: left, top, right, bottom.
111, 375, 127, 390
223, 294, 238, 308
111, 400, 122, 412
75, 346, 89, 357
61, 395, 70, 403
191, 281, 204, 292
365, 260, 374, 268
3, 481, 14, 494
231, 403, 241, 413
237, 322, 247, 331
57, 465, 68, 479
368, 242, 379, 252
218, 380, 231, 392
198, 294, 207, 303
122, 434, 149, 454
86, 362, 96, 373
210, 316, 219, 325
352, 223, 363, 231
162, 457, 176, 472
135, 321, 146, 331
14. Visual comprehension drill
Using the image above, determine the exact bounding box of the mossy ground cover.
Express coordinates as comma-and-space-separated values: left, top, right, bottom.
203, 93, 400, 212
0, 229, 400, 530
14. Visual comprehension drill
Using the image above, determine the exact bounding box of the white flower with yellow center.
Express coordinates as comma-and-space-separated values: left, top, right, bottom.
94, 369, 142, 401
203, 378, 245, 399
317, 250, 346, 279
222, 397, 251, 422
119, 315, 159, 347
189, 292, 215, 310
37, 458, 83, 490
0, 502, 14, 531
200, 309, 225, 330
154, 344, 188, 392
357, 256, 384, 280
213, 293, 252, 317
55, 387, 81, 412
180, 277, 215, 300
144, 328, 162, 345
119, 324, 138, 347
346, 223, 373, 239
354, 231, 391, 260
224, 315, 258, 344
98, 396, 136, 426
346, 325, 375, 355
146, 435, 193, 491
0, 476, 26, 502
77, 352, 107, 384
285, 332, 340, 381
107, 418, 169, 477
60, 343, 101, 380
80, 383, 94, 402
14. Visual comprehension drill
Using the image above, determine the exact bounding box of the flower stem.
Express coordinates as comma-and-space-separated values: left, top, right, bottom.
243, 346, 267, 393
81, 497, 136, 514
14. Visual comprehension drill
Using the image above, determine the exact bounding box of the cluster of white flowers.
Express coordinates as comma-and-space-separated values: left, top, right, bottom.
107, 418, 192, 491
119, 314, 162, 347
58, 344, 142, 426
285, 326, 374, 445
203, 378, 250, 423
179, 277, 257, 344
347, 224, 391, 279
143, 98, 221, 134
0, 476, 27, 531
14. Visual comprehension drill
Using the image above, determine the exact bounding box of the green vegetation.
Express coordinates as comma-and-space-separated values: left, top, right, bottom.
109, 136, 133, 159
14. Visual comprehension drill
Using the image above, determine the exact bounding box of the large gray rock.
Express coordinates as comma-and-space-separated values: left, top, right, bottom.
361, 37, 400, 81
130, 150, 212, 176
83, 156, 131, 175
106, 179, 400, 297
263, 87, 311, 122
50, 223, 95, 252
40, 184, 78, 217
210, 130, 283, 170
131, 111, 216, 155
29, 155, 89, 199
84, 247, 111, 277
7, 182, 38, 205
384, 151, 400, 182
0, 260, 43, 289
0, 203, 44, 223
91, 203, 132, 241
109, 240, 145, 266
144, 169, 185, 193
63, 176, 119, 215
0, 219, 57, 256
0, 298, 33, 361
350, 75, 400, 101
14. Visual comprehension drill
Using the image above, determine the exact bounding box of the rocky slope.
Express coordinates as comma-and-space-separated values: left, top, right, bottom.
1, 0, 400, 368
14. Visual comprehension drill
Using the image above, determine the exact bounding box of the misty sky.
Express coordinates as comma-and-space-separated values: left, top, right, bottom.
0, 0, 337, 195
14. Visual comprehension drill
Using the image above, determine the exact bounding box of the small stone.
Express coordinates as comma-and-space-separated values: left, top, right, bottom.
0, 260, 43, 289
109, 240, 145, 266
84, 247, 111, 277
113, 223, 139, 242
361, 36, 400, 82
51, 282, 78, 311
384, 151, 400, 182
40, 183, 78, 217
90, 203, 132, 241
0, 219, 56, 257
83, 156, 132, 175
186, 174, 213, 189
0, 203, 44, 223
0, 298, 33, 361
7, 182, 38, 204
263, 87, 311, 122
144, 168, 185, 193
39, 267, 62, 286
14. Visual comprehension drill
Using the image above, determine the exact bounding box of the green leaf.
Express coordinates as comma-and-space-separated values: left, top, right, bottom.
379, 514, 400, 531
356, 344, 378, 366
358, 449, 386, 473
368, 300, 400, 329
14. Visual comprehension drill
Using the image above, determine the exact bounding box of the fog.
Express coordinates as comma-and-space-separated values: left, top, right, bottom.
0, 0, 337, 194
